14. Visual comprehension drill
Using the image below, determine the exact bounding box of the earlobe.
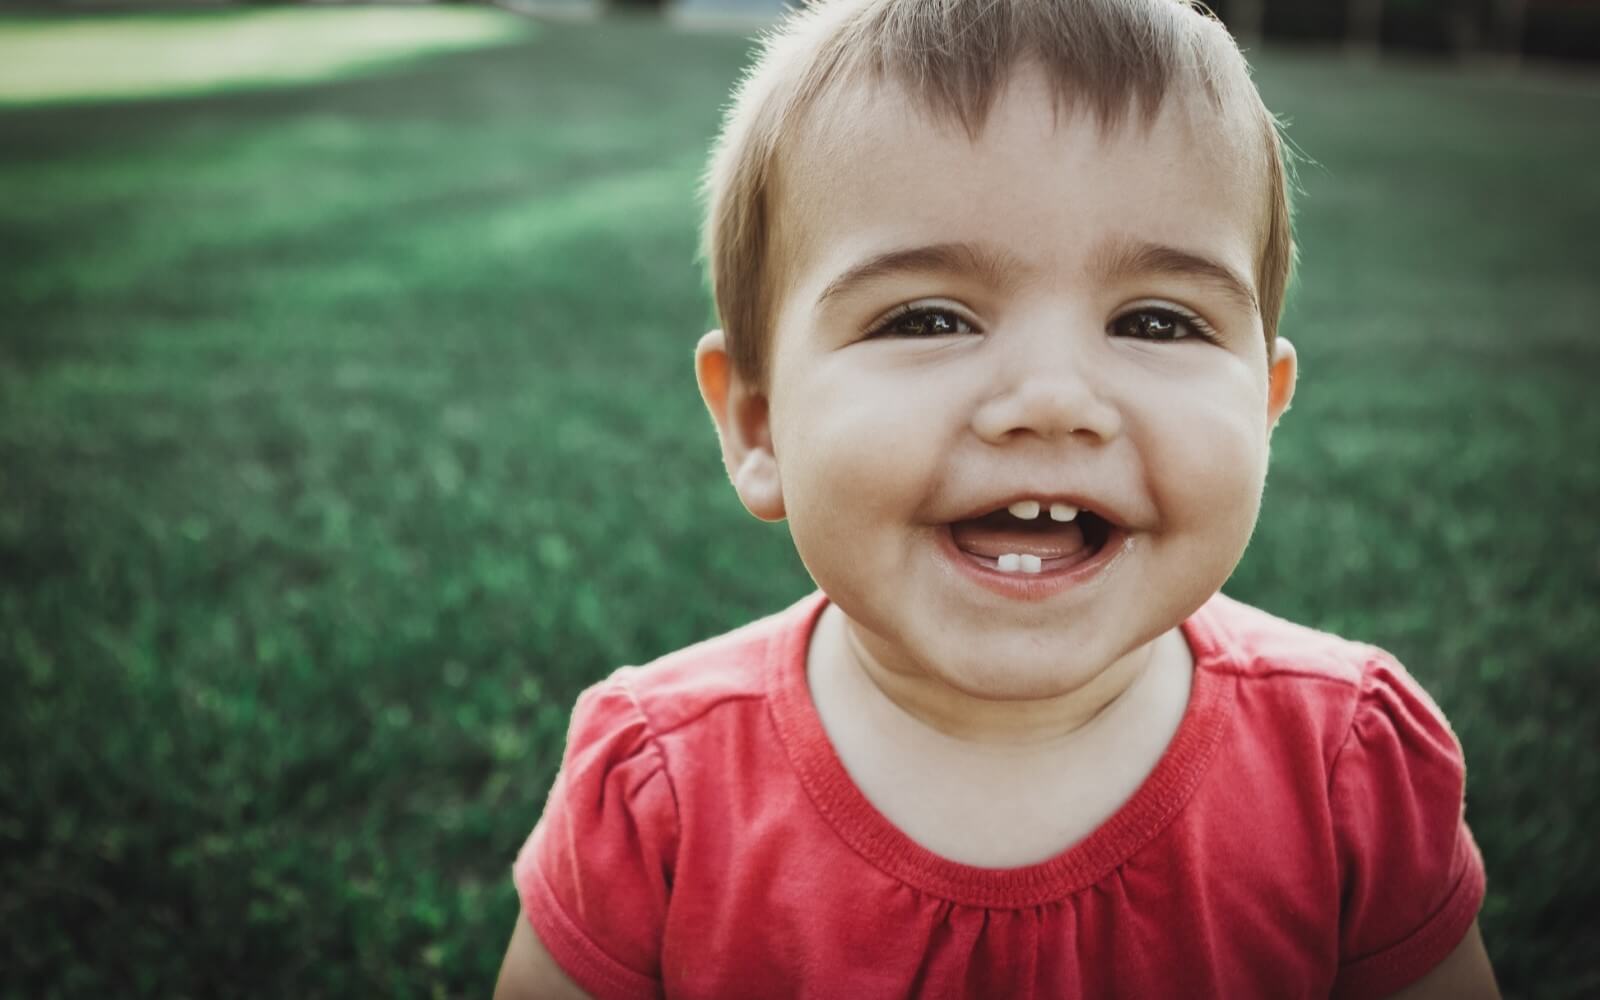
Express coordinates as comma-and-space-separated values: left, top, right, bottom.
731, 447, 786, 523
1267, 336, 1297, 429
694, 330, 786, 522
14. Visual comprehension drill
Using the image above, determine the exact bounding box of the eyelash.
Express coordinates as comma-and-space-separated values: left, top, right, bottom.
864, 303, 1220, 344
1109, 306, 1220, 345
864, 304, 976, 339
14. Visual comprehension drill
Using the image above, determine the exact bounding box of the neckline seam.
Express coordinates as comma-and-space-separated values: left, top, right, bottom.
766, 591, 1239, 908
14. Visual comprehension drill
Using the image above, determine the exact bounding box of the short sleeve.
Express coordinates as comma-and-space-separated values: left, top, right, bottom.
513, 677, 679, 1000
1329, 652, 1486, 999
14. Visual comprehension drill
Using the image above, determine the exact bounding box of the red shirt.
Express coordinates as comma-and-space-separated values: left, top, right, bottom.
514, 592, 1485, 999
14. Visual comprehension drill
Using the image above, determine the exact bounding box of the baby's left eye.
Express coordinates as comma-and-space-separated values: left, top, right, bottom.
1109, 308, 1212, 343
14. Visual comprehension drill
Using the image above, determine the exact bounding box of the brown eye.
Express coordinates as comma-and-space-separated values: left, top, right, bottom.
1111, 308, 1193, 341
869, 307, 975, 338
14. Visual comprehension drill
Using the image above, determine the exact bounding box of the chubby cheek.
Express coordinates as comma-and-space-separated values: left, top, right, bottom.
1134, 371, 1270, 543
771, 360, 950, 575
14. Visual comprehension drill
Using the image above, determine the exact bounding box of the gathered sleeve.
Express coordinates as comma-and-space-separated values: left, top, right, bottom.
513, 678, 679, 1000
1328, 652, 1487, 999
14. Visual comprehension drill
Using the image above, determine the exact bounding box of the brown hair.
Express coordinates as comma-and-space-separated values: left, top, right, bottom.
702, 0, 1295, 385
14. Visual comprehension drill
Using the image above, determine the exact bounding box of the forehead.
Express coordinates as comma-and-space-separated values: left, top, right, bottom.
770, 62, 1269, 314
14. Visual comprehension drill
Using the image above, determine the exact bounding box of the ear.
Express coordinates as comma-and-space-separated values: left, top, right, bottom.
695, 330, 785, 522
1266, 336, 1297, 431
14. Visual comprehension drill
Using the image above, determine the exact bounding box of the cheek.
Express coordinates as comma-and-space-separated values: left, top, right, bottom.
1136, 374, 1270, 529
775, 359, 952, 522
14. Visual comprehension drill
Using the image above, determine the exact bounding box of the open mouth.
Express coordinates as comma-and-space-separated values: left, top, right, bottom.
946, 499, 1116, 575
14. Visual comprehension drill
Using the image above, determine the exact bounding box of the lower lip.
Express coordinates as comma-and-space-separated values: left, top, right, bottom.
935, 524, 1129, 601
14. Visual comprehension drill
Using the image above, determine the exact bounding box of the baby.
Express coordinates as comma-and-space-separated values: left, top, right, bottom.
497, 0, 1496, 996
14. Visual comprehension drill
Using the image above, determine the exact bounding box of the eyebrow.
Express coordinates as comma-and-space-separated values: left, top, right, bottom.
813, 237, 1259, 314
1095, 238, 1260, 314
815, 241, 1026, 306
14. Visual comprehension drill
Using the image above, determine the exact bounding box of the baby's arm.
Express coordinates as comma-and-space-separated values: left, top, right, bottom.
494, 916, 592, 1000
1380, 919, 1498, 1000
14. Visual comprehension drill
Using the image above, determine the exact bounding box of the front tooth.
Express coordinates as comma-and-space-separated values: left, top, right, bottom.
1049, 502, 1079, 522
1019, 554, 1042, 574
1008, 500, 1041, 520
996, 553, 1022, 572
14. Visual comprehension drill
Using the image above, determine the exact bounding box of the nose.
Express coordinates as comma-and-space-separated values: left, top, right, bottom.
970, 330, 1122, 444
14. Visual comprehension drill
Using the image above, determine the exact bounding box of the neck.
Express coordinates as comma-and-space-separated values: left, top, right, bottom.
821, 604, 1188, 753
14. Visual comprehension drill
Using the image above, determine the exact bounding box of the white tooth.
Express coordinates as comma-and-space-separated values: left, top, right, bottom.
1019, 554, 1042, 574
996, 553, 1022, 572
1008, 500, 1041, 520
1049, 502, 1079, 522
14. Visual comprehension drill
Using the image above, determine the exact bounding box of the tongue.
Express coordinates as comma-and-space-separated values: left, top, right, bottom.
950, 520, 1088, 560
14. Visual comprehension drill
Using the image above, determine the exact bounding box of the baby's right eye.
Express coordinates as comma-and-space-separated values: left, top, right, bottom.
866, 305, 976, 339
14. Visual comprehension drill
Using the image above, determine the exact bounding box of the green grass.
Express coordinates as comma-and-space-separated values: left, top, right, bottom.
1, 11, 1597, 998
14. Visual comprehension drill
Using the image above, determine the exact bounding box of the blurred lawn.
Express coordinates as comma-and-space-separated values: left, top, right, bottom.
1, 9, 1597, 998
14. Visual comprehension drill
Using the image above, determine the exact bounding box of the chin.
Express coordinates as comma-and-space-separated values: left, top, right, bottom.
912, 635, 1119, 702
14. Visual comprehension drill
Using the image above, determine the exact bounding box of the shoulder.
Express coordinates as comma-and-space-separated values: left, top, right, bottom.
1192, 591, 1383, 688
510, 596, 823, 996
583, 591, 821, 740
1187, 594, 1485, 994
540, 593, 817, 831
1190, 592, 1460, 770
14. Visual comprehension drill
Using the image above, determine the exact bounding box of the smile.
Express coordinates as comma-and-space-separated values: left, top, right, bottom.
937, 498, 1127, 599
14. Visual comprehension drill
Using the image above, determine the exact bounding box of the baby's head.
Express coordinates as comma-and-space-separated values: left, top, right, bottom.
695, 0, 1300, 699
704, 0, 1295, 387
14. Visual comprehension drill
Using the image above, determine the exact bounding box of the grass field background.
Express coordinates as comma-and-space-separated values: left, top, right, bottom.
2, 9, 1597, 997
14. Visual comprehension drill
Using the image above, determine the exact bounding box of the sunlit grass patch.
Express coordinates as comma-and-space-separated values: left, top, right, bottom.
0, 7, 536, 106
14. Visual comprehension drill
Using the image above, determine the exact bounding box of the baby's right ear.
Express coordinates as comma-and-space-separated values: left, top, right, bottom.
694, 330, 785, 522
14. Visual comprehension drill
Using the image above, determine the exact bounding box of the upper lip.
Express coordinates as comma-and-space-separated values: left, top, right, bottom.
945, 490, 1127, 528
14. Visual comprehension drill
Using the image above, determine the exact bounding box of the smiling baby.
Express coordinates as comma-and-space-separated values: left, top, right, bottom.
495, 2, 1494, 997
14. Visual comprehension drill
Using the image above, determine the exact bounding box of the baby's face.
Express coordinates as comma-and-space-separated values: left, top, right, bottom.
756, 65, 1295, 698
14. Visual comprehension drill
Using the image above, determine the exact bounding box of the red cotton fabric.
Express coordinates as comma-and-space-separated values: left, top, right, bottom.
513, 592, 1485, 999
